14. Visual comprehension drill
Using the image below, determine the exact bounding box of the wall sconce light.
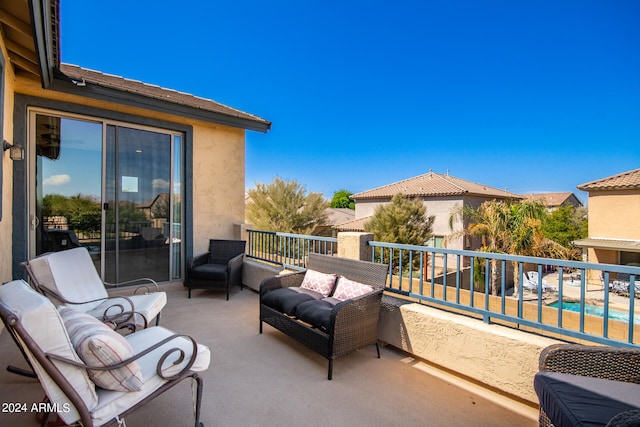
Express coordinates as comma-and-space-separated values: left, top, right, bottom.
3, 140, 24, 161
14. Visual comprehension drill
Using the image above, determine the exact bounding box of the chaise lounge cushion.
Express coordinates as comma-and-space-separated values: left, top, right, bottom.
262, 287, 323, 315
534, 371, 640, 427
59, 307, 143, 392
295, 298, 342, 332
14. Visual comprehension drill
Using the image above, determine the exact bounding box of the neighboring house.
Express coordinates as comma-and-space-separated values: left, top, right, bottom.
573, 168, 640, 269
0, 1, 270, 284
314, 208, 355, 237
349, 170, 520, 251
522, 192, 582, 212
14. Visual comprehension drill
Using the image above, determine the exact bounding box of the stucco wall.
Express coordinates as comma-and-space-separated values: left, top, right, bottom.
378, 295, 560, 404
587, 190, 640, 240
0, 40, 15, 283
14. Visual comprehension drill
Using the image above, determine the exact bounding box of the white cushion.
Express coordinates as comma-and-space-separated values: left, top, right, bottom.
59, 307, 143, 392
90, 326, 210, 426
28, 247, 107, 312
300, 269, 337, 297
0, 280, 98, 425
86, 292, 167, 328
332, 276, 374, 300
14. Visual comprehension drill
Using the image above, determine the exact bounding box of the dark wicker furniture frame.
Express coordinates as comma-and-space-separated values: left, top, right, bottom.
0, 296, 205, 427
186, 239, 246, 300
537, 343, 640, 427
259, 253, 389, 380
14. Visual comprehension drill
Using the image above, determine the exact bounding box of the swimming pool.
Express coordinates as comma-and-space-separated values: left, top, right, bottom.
548, 301, 639, 324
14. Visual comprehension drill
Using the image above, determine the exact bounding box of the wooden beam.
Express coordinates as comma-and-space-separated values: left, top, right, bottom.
0, 7, 33, 37
5, 39, 37, 65
8, 52, 40, 76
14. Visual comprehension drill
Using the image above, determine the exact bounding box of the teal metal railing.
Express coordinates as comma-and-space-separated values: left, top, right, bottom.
246, 229, 640, 347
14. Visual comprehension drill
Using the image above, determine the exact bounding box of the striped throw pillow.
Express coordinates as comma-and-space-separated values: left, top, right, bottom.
59, 306, 143, 392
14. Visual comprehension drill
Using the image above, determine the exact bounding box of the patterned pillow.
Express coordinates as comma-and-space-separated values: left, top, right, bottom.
300, 269, 338, 297
332, 276, 375, 301
59, 307, 143, 392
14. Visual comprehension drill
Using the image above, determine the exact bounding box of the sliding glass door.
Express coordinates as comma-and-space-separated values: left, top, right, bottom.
30, 110, 183, 283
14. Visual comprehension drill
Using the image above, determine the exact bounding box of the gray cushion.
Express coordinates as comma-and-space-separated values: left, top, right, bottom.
534, 372, 640, 427
262, 287, 322, 315
191, 263, 227, 281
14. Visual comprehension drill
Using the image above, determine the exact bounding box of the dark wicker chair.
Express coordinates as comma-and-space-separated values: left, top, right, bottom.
534, 344, 640, 427
186, 239, 246, 300
260, 253, 389, 379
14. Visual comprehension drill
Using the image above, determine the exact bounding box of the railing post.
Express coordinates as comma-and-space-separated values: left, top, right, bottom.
337, 232, 374, 261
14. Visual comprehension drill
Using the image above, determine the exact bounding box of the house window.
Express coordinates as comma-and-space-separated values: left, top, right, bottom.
620, 251, 640, 266
426, 236, 445, 248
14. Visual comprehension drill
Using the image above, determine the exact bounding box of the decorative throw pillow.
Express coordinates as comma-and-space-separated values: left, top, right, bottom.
299, 269, 338, 297
59, 306, 143, 392
332, 276, 374, 301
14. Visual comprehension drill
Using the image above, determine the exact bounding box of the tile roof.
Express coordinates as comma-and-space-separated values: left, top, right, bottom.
522, 192, 581, 207
351, 171, 519, 200
57, 64, 271, 131
334, 216, 370, 232
577, 168, 640, 191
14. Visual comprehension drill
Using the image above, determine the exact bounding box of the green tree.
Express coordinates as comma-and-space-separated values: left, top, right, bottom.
330, 189, 355, 209
542, 205, 587, 252
246, 177, 329, 234
43, 193, 102, 233
364, 193, 435, 272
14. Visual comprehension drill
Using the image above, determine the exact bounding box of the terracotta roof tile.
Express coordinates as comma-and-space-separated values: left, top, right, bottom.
351, 171, 519, 200
522, 192, 580, 207
577, 168, 640, 191
58, 64, 271, 130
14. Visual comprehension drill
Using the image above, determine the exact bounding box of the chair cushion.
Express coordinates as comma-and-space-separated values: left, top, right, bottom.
295, 298, 341, 332
190, 263, 228, 281
300, 269, 338, 297
91, 326, 210, 426
86, 292, 167, 328
60, 307, 143, 392
262, 287, 323, 315
0, 280, 98, 425
332, 276, 374, 301
27, 247, 108, 312
534, 372, 640, 427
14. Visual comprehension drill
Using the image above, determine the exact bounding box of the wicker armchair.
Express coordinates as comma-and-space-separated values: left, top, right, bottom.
186, 239, 246, 300
534, 344, 640, 427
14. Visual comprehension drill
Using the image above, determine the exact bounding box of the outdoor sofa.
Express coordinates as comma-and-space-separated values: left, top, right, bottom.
534, 343, 640, 427
259, 253, 389, 380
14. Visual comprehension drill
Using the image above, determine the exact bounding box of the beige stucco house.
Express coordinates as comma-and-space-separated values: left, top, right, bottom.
1, 1, 270, 284
522, 192, 583, 212
345, 171, 520, 251
574, 168, 640, 267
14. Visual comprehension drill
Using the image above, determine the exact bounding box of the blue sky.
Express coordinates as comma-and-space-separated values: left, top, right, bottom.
60, 0, 639, 205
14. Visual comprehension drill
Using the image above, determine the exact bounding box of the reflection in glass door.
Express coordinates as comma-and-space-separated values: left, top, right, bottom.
105, 125, 172, 283
31, 110, 183, 283
33, 114, 103, 268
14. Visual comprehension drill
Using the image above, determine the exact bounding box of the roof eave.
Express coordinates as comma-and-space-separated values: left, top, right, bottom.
29, 0, 58, 88
48, 70, 272, 133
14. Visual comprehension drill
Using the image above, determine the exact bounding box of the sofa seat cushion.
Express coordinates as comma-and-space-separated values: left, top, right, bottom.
534, 371, 640, 427
91, 326, 210, 426
295, 298, 341, 332
190, 263, 227, 281
262, 287, 323, 315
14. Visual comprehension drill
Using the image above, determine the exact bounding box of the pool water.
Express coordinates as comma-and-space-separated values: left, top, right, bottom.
548, 301, 638, 324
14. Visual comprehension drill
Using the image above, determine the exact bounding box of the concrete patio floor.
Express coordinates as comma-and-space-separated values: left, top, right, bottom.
0, 283, 538, 427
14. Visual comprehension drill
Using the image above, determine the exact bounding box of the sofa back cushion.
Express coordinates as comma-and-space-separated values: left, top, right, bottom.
0, 280, 98, 425
300, 269, 337, 297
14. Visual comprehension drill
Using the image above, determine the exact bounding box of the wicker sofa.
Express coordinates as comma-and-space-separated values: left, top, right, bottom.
259, 253, 389, 380
534, 344, 640, 427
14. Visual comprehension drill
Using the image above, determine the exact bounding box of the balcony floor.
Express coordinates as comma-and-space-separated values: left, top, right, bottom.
0, 283, 538, 427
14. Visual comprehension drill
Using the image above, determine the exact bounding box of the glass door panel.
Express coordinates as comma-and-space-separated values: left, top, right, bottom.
105, 125, 171, 283
33, 113, 103, 271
